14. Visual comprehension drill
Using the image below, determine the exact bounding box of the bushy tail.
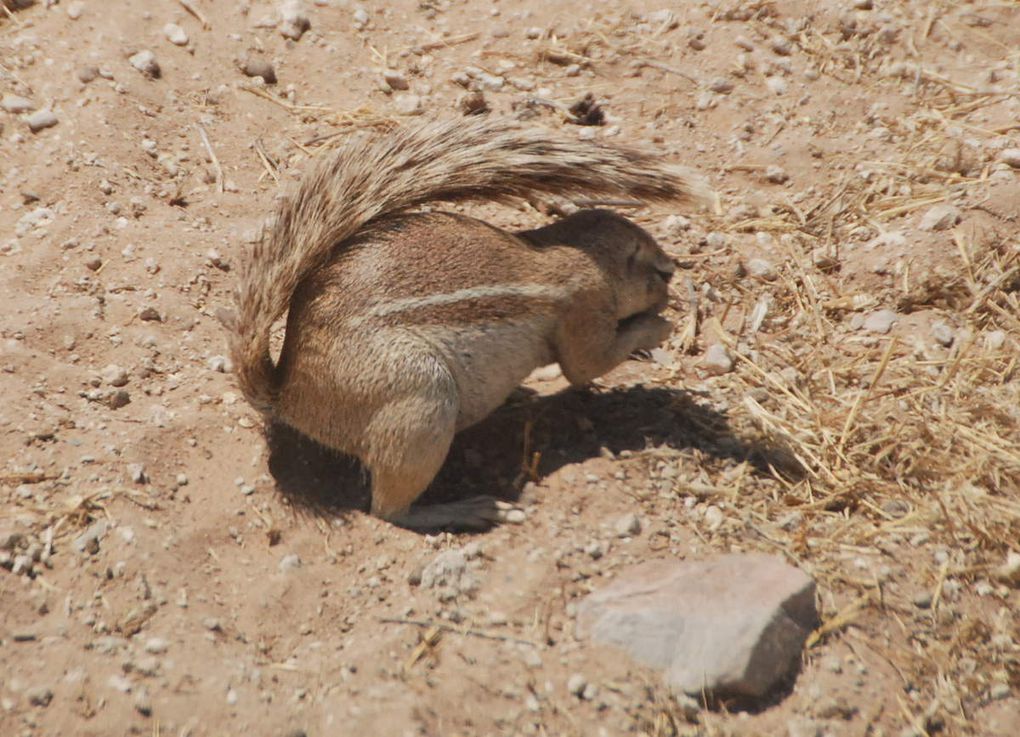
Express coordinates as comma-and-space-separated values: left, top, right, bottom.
229, 116, 711, 411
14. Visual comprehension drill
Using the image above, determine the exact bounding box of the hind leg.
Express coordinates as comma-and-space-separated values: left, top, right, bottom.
365, 395, 524, 531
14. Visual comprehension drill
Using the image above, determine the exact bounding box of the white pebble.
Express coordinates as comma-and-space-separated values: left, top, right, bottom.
279, 553, 302, 572
1, 94, 35, 114
163, 23, 189, 46
393, 93, 423, 116
614, 513, 642, 538
26, 110, 58, 133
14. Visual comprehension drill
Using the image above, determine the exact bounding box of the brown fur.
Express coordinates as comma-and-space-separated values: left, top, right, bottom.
228, 118, 708, 527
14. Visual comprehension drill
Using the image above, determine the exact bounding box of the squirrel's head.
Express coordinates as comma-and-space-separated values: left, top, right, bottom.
547, 209, 675, 322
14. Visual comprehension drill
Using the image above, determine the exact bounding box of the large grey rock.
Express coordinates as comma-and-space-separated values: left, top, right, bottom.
577, 554, 817, 698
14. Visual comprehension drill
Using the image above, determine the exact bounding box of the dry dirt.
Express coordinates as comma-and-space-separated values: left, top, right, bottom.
2, 1, 1019, 736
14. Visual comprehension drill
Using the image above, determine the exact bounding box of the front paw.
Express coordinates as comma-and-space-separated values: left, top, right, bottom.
632, 314, 673, 351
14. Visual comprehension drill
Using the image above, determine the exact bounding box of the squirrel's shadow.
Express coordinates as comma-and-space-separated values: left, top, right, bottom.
265, 384, 801, 522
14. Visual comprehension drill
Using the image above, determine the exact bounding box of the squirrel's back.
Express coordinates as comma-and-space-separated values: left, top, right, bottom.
228, 117, 710, 413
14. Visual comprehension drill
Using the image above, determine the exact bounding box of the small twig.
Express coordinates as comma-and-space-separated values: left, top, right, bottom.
196, 124, 224, 194
639, 59, 698, 85
253, 139, 279, 183
379, 617, 539, 647
178, 0, 210, 30
414, 32, 479, 53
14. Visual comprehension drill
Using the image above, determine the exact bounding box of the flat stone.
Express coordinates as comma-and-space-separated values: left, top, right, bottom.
1, 94, 35, 114
919, 204, 961, 232
577, 554, 818, 698
863, 309, 898, 334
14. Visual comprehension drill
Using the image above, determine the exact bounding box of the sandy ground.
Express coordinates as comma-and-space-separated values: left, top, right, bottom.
2, 1, 1019, 736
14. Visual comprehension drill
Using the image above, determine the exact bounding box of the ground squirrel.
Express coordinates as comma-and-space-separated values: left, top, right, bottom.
226, 117, 709, 528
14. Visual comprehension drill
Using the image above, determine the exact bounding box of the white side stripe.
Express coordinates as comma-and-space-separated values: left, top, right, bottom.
365, 283, 571, 319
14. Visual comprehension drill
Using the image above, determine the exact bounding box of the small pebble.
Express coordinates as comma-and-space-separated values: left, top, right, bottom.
708, 77, 734, 94
208, 355, 231, 373
566, 673, 587, 697
930, 321, 954, 347
163, 23, 189, 46
747, 257, 778, 280
766, 77, 788, 95
989, 683, 1011, 700
280, 2, 311, 41
662, 214, 691, 238
918, 204, 961, 232
383, 70, 409, 91
998, 148, 1020, 169
128, 463, 147, 484
984, 330, 1006, 351
614, 513, 641, 537
129, 50, 161, 79
394, 93, 423, 116
26, 110, 59, 133
26, 686, 53, 707
78, 66, 100, 83
863, 309, 898, 334
134, 688, 153, 716
458, 91, 488, 116
770, 37, 793, 55
1, 94, 35, 114
144, 637, 169, 654
279, 553, 302, 572
701, 344, 734, 376
66, 1, 85, 19
765, 165, 789, 184
101, 364, 129, 387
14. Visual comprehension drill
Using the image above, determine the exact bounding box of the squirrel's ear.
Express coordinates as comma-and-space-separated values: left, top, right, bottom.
214, 306, 237, 330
